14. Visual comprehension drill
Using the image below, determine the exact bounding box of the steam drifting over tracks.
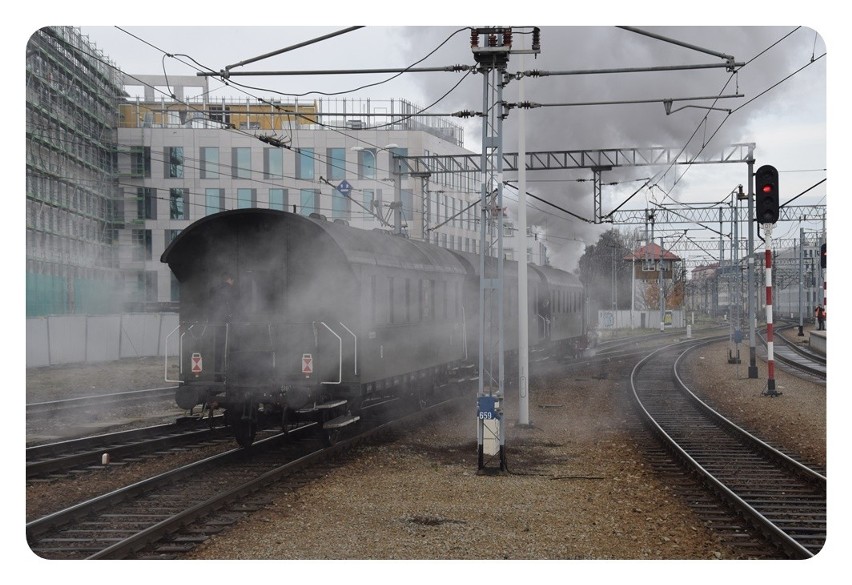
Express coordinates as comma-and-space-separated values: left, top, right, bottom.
26, 419, 229, 480
26, 396, 464, 560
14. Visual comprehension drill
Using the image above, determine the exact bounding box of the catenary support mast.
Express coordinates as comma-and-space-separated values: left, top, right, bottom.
474, 28, 510, 472
472, 27, 540, 472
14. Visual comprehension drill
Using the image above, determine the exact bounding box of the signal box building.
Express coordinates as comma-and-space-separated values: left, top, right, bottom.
624, 242, 680, 281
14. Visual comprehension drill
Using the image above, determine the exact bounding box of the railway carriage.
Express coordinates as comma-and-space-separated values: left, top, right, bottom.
162, 209, 589, 447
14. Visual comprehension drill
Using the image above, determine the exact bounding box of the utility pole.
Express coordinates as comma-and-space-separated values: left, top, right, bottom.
659, 237, 665, 331
798, 227, 805, 336
517, 34, 530, 428
746, 151, 758, 378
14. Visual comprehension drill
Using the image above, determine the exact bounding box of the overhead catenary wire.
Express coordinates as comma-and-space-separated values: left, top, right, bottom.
88, 27, 825, 257
221, 26, 364, 73
202, 27, 471, 99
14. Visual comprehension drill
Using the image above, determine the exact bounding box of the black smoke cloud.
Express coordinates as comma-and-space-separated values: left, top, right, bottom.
396, 26, 826, 271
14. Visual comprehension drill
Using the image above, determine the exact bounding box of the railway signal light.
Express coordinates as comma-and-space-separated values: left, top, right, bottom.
821, 243, 826, 269
755, 165, 779, 224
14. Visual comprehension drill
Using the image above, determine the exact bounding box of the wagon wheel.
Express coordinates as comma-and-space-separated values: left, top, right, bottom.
234, 418, 257, 448
206, 403, 217, 429
418, 388, 429, 410
323, 428, 341, 447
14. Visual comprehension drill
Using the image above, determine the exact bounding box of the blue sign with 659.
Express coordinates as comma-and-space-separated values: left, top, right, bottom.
478, 396, 500, 420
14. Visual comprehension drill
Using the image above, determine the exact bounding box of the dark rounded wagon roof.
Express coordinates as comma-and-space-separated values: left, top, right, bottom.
161, 209, 469, 279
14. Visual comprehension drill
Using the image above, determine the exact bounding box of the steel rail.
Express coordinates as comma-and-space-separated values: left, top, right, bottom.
630, 338, 826, 558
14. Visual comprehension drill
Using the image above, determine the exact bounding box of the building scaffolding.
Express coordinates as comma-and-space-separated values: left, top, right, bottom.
25, 26, 125, 316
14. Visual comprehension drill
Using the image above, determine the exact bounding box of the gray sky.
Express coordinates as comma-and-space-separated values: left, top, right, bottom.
70, 22, 830, 272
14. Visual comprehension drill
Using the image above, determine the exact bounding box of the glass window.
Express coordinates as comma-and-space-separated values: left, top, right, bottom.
442, 281, 448, 319
421, 280, 433, 321
137, 187, 156, 220
206, 188, 224, 215
170, 271, 180, 302
237, 188, 255, 209
131, 229, 145, 260
165, 229, 181, 247
210, 105, 230, 125
370, 275, 377, 325
332, 189, 350, 220
166, 147, 184, 178
264, 148, 284, 179
405, 279, 414, 323
300, 189, 317, 215
233, 147, 251, 179
169, 188, 188, 220
201, 147, 219, 179
327, 147, 346, 181
357, 149, 376, 180
269, 188, 287, 211
296, 148, 314, 180
388, 147, 408, 177
401, 189, 413, 227
389, 277, 395, 324
131, 146, 151, 178
362, 189, 374, 217
145, 270, 157, 302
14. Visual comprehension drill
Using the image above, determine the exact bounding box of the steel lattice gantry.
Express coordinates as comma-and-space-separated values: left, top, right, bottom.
608, 205, 825, 226
393, 143, 758, 224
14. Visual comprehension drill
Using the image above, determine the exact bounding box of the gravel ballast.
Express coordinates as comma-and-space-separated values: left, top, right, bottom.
24, 329, 832, 570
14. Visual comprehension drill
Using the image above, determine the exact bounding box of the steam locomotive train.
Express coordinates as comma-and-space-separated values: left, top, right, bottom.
161, 209, 589, 447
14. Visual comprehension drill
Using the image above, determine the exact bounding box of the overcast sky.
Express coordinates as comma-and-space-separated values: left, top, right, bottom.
67, 21, 830, 272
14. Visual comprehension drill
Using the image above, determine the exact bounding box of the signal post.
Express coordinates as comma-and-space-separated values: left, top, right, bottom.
755, 164, 781, 397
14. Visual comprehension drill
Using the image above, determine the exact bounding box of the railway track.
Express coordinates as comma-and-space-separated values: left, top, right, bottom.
630, 338, 826, 558
559, 326, 728, 376
760, 327, 826, 381
26, 394, 467, 559
26, 386, 178, 418
26, 417, 231, 480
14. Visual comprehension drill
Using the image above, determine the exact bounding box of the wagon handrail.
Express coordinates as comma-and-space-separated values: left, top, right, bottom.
461, 306, 468, 360
536, 313, 551, 338
338, 321, 357, 375
315, 321, 342, 385
164, 324, 181, 383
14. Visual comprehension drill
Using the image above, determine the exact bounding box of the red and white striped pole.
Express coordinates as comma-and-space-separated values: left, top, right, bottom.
823, 269, 827, 332
764, 224, 780, 396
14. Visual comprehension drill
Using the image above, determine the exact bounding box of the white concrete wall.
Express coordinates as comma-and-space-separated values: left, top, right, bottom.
597, 309, 685, 330
810, 331, 826, 355
26, 313, 178, 368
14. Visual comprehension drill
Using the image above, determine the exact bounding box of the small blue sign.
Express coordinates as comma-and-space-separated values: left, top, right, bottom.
336, 179, 353, 197
477, 396, 501, 421
734, 329, 743, 344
